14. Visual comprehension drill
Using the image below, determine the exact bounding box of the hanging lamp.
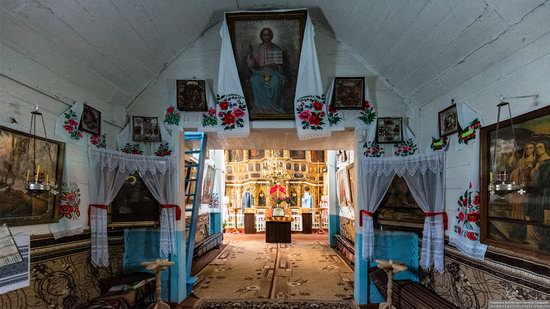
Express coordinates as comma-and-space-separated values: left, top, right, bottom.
489, 95, 538, 195
25, 103, 58, 196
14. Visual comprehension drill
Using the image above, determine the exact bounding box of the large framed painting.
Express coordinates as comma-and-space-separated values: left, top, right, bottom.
336, 168, 350, 207
0, 125, 65, 226
331, 77, 365, 109
226, 10, 307, 120
480, 105, 550, 260
201, 165, 216, 204
346, 163, 356, 207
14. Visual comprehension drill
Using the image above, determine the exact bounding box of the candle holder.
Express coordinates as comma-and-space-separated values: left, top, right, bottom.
489, 99, 526, 195
25, 104, 59, 197
25, 181, 58, 196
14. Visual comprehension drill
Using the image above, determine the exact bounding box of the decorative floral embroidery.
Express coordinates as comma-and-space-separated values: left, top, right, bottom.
454, 183, 481, 241
431, 136, 448, 151
62, 110, 83, 140
358, 100, 376, 125
209, 193, 220, 209
363, 141, 384, 157
458, 118, 481, 145
394, 139, 418, 157
202, 107, 218, 127
60, 183, 81, 220
90, 133, 107, 149
327, 105, 343, 126
217, 94, 247, 131
296, 94, 326, 130
164, 105, 181, 126
154, 143, 172, 157
120, 143, 143, 155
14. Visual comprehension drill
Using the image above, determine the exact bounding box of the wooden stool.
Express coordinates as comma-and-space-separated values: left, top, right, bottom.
376, 259, 407, 309
229, 207, 241, 234
140, 259, 174, 309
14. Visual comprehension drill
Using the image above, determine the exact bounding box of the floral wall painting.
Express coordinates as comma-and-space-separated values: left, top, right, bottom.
132, 116, 161, 142
331, 77, 365, 109
438, 104, 459, 137
376, 117, 403, 143
480, 105, 550, 259
226, 10, 307, 120
79, 104, 101, 135
0, 125, 64, 226
177, 80, 207, 112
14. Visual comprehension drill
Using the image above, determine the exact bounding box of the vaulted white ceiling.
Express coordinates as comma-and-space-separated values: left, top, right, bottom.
1, 0, 548, 108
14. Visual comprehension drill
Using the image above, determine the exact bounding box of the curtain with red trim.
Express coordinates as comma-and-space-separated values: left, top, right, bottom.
88, 148, 178, 266
359, 151, 446, 272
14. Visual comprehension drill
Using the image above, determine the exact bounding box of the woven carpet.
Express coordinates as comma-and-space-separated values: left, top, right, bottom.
192, 239, 354, 301
193, 299, 357, 308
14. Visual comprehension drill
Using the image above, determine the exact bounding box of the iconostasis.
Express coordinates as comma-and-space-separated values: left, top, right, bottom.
224, 150, 327, 210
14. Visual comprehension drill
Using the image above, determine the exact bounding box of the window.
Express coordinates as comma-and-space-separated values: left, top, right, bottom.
110, 173, 159, 225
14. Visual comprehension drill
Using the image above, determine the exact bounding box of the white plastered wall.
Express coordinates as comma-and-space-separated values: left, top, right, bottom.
416, 32, 550, 236
1, 44, 125, 236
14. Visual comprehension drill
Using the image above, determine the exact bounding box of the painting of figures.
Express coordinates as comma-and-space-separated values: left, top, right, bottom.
0, 125, 64, 225
481, 105, 550, 257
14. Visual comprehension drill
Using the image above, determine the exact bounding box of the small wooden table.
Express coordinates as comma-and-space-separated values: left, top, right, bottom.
376, 259, 407, 309
141, 259, 174, 309
265, 220, 291, 243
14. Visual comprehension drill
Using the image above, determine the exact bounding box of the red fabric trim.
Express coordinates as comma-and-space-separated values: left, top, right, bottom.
425, 212, 448, 230
161, 204, 181, 221
88, 204, 108, 225
359, 210, 374, 227
90, 204, 108, 209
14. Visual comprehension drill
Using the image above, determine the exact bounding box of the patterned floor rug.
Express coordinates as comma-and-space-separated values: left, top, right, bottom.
193, 299, 357, 308
192, 240, 354, 301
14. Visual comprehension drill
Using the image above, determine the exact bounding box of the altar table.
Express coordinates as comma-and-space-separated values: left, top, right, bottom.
265, 221, 291, 243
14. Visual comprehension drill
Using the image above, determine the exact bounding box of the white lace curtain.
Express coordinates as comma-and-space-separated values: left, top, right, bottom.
141, 169, 178, 256
360, 151, 446, 272
88, 148, 178, 267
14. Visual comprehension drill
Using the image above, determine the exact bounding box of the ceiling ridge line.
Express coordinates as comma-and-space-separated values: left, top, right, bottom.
394, 3, 491, 92
310, 16, 411, 106
0, 72, 124, 129
0, 4, 133, 100
414, 0, 548, 106
418, 36, 550, 109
